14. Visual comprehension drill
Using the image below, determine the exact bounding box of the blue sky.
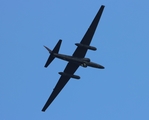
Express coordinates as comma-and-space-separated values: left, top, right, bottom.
1, 0, 149, 120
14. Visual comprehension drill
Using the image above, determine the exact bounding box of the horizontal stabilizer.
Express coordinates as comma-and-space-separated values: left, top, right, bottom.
44, 55, 55, 67
52, 39, 62, 54
44, 39, 62, 68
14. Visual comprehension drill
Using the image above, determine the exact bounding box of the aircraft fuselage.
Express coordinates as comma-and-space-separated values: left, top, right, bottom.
53, 53, 104, 69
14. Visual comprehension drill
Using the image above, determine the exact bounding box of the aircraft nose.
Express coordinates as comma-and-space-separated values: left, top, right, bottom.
100, 65, 105, 69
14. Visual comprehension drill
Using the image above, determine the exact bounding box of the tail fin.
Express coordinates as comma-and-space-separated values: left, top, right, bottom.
44, 39, 62, 67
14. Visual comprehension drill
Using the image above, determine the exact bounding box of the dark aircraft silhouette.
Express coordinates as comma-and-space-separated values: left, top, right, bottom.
42, 5, 105, 112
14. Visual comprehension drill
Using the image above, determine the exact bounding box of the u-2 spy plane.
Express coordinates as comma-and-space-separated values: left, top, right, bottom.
42, 5, 105, 112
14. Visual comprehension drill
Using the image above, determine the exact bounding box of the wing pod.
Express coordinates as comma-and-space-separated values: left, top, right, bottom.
58, 72, 80, 79
75, 43, 97, 51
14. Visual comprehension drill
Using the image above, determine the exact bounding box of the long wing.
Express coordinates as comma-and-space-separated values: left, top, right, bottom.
42, 5, 105, 111
42, 62, 79, 112
73, 5, 105, 58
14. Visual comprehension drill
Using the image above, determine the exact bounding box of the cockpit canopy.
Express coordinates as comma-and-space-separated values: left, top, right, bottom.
82, 58, 90, 62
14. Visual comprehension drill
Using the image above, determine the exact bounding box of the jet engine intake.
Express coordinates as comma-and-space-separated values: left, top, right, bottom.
75, 43, 97, 51
58, 72, 80, 79
81, 63, 87, 67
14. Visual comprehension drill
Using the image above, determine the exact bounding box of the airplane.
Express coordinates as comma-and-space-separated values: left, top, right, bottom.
42, 5, 105, 112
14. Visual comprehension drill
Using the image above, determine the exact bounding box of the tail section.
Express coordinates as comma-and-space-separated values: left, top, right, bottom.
44, 39, 62, 67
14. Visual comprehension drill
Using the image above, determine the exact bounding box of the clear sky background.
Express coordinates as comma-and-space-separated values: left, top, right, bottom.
1, 0, 149, 120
